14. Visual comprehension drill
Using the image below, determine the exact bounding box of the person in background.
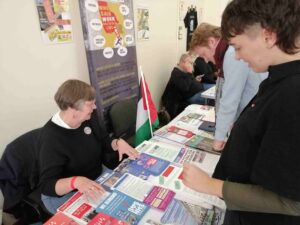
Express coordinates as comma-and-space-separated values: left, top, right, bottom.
183, 0, 300, 224
188, 50, 217, 91
190, 23, 267, 151
39, 79, 139, 214
162, 53, 205, 118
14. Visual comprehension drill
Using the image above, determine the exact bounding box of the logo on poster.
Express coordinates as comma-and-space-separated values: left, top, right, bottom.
119, 4, 129, 15
125, 35, 134, 45
103, 47, 114, 58
90, 18, 102, 31
94, 35, 106, 48
124, 19, 133, 29
118, 47, 128, 57
85, 0, 98, 12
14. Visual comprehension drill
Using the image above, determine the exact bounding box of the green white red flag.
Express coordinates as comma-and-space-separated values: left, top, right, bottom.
135, 69, 159, 146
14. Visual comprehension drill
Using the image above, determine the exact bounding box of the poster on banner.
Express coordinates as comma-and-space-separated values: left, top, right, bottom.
137, 5, 149, 40
35, 0, 72, 44
79, 0, 139, 126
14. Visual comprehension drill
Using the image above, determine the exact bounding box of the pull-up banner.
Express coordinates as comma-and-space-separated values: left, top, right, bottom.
79, 0, 139, 125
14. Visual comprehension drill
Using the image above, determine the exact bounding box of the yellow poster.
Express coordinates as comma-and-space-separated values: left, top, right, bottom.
35, 0, 72, 44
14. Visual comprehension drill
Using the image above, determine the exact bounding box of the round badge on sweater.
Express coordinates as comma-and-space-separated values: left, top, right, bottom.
84, 126, 92, 135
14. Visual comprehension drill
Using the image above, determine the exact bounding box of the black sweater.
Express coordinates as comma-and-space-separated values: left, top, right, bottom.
193, 57, 216, 84
38, 112, 118, 196
163, 67, 203, 101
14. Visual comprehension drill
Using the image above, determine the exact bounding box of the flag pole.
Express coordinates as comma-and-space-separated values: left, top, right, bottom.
139, 66, 154, 137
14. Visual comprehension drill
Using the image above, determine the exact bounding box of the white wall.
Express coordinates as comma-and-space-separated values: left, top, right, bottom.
202, 0, 230, 26
0, 0, 89, 154
0, 0, 225, 156
134, 0, 179, 110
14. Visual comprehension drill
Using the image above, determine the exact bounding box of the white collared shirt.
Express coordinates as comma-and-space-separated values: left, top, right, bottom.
51, 111, 72, 129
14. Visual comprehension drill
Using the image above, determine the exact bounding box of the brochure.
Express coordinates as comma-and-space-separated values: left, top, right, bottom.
127, 153, 170, 177
44, 212, 79, 225
96, 190, 150, 225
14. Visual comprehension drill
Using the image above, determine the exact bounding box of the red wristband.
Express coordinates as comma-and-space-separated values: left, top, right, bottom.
70, 176, 77, 190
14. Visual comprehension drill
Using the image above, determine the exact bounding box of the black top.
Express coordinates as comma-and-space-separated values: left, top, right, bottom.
184, 9, 198, 50
39, 111, 118, 197
163, 67, 203, 100
162, 67, 203, 118
213, 60, 300, 225
193, 57, 216, 84
184, 9, 198, 34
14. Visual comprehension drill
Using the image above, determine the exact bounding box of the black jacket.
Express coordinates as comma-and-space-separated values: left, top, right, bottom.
162, 67, 203, 118
193, 57, 216, 84
0, 129, 41, 211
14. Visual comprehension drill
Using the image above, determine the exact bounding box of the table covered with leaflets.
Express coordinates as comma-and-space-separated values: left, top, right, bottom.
44, 104, 225, 225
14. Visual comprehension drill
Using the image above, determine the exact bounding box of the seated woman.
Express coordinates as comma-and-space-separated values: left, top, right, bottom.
162, 53, 205, 118
39, 79, 139, 214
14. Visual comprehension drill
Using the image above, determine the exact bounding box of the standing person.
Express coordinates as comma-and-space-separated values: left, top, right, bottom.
39, 79, 139, 214
183, 0, 300, 224
190, 23, 267, 151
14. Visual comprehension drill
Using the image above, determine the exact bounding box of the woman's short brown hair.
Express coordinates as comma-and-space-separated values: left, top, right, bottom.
190, 23, 221, 50
221, 0, 300, 54
54, 79, 96, 110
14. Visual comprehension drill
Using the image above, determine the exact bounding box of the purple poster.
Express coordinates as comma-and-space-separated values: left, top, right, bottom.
79, 0, 139, 125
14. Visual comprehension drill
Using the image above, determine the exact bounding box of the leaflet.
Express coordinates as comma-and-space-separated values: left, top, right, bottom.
111, 173, 153, 201
44, 212, 80, 225
87, 212, 129, 225
154, 126, 220, 155
96, 190, 149, 225
160, 199, 198, 225
136, 140, 181, 162
170, 105, 215, 131
174, 148, 206, 164
127, 153, 170, 177
57, 191, 110, 225
147, 164, 226, 209
110, 173, 176, 212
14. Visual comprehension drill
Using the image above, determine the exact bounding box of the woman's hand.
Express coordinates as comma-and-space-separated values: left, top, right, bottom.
74, 176, 106, 202
112, 138, 139, 161
195, 74, 204, 82
182, 163, 223, 197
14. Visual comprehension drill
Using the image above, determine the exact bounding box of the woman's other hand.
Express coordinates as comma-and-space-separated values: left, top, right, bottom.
182, 163, 223, 197
113, 138, 139, 161
74, 176, 106, 202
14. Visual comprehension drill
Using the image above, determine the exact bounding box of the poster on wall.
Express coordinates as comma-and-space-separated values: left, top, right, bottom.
137, 6, 149, 41
79, 0, 139, 126
35, 0, 72, 44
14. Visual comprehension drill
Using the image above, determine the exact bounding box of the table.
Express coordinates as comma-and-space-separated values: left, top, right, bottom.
201, 85, 216, 104
45, 105, 225, 225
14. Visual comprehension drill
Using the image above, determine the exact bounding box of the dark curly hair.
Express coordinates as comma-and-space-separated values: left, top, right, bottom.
221, 0, 300, 54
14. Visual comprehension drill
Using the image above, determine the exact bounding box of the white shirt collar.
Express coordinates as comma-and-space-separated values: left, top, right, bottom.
51, 111, 73, 129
